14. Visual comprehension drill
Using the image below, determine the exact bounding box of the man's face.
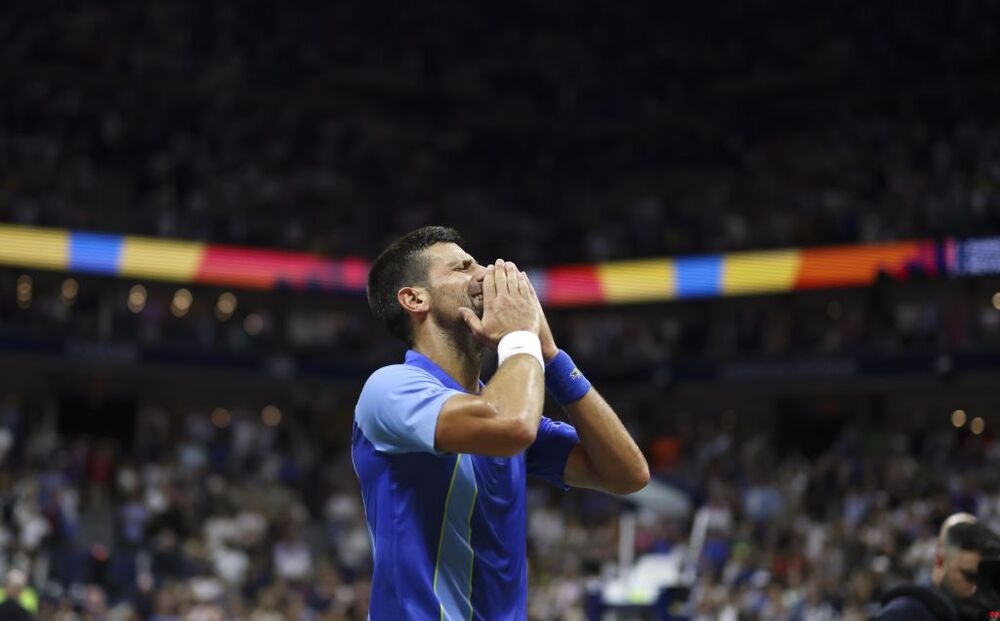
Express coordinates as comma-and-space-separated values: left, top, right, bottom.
940, 548, 981, 601
422, 242, 487, 324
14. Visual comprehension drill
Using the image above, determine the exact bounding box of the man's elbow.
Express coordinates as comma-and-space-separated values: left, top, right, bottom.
462, 401, 538, 457
632, 464, 652, 492
611, 462, 651, 495
490, 416, 538, 458
506, 418, 539, 455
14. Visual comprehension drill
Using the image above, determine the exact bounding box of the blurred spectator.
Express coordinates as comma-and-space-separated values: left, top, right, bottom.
0, 569, 36, 620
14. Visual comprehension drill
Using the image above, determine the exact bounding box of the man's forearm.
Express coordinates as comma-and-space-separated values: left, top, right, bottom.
481, 355, 546, 433
533, 308, 648, 493
566, 388, 649, 493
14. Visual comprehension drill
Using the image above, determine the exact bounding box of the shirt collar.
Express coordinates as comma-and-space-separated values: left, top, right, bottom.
404, 350, 482, 394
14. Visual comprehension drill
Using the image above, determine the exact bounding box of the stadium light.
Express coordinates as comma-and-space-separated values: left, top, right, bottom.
993, 292, 1000, 310
211, 407, 231, 429
261, 405, 281, 427
128, 284, 147, 313
171, 288, 193, 318
951, 409, 967, 428
215, 292, 237, 321
244, 313, 264, 336
16, 274, 32, 309
61, 278, 79, 304
971, 417, 986, 435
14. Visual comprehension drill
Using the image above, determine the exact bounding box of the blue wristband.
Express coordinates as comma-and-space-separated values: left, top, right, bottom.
545, 350, 592, 406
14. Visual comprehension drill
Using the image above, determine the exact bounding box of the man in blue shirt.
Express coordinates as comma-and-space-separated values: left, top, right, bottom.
353, 226, 650, 620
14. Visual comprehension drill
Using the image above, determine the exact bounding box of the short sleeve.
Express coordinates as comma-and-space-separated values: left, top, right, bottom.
526, 416, 579, 489
355, 365, 462, 454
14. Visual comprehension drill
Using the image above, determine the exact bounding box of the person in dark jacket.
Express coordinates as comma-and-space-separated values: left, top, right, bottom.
877, 583, 959, 621
876, 515, 986, 621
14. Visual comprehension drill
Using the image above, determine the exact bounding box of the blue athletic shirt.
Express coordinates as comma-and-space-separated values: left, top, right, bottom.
352, 350, 579, 620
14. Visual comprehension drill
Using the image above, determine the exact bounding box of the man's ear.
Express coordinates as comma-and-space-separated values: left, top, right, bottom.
397, 286, 430, 315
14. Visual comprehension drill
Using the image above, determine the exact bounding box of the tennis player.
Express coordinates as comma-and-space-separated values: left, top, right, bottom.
353, 226, 649, 619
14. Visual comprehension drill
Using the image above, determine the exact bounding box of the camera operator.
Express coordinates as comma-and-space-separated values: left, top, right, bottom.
877, 513, 998, 620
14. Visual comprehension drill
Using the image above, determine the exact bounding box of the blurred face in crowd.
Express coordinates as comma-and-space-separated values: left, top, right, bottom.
4, 569, 25, 598
936, 547, 980, 601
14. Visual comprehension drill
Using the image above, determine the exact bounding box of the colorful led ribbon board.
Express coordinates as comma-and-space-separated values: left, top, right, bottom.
0, 223, 997, 306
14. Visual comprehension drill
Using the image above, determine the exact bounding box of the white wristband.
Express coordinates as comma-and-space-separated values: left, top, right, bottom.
497, 331, 544, 371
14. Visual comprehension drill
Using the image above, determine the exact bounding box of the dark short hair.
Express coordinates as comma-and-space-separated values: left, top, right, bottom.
367, 226, 464, 345
945, 522, 999, 553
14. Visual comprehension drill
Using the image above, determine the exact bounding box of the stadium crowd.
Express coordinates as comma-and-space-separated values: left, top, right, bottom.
2, 1, 1000, 265
2, 271, 999, 380
0, 383, 998, 619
